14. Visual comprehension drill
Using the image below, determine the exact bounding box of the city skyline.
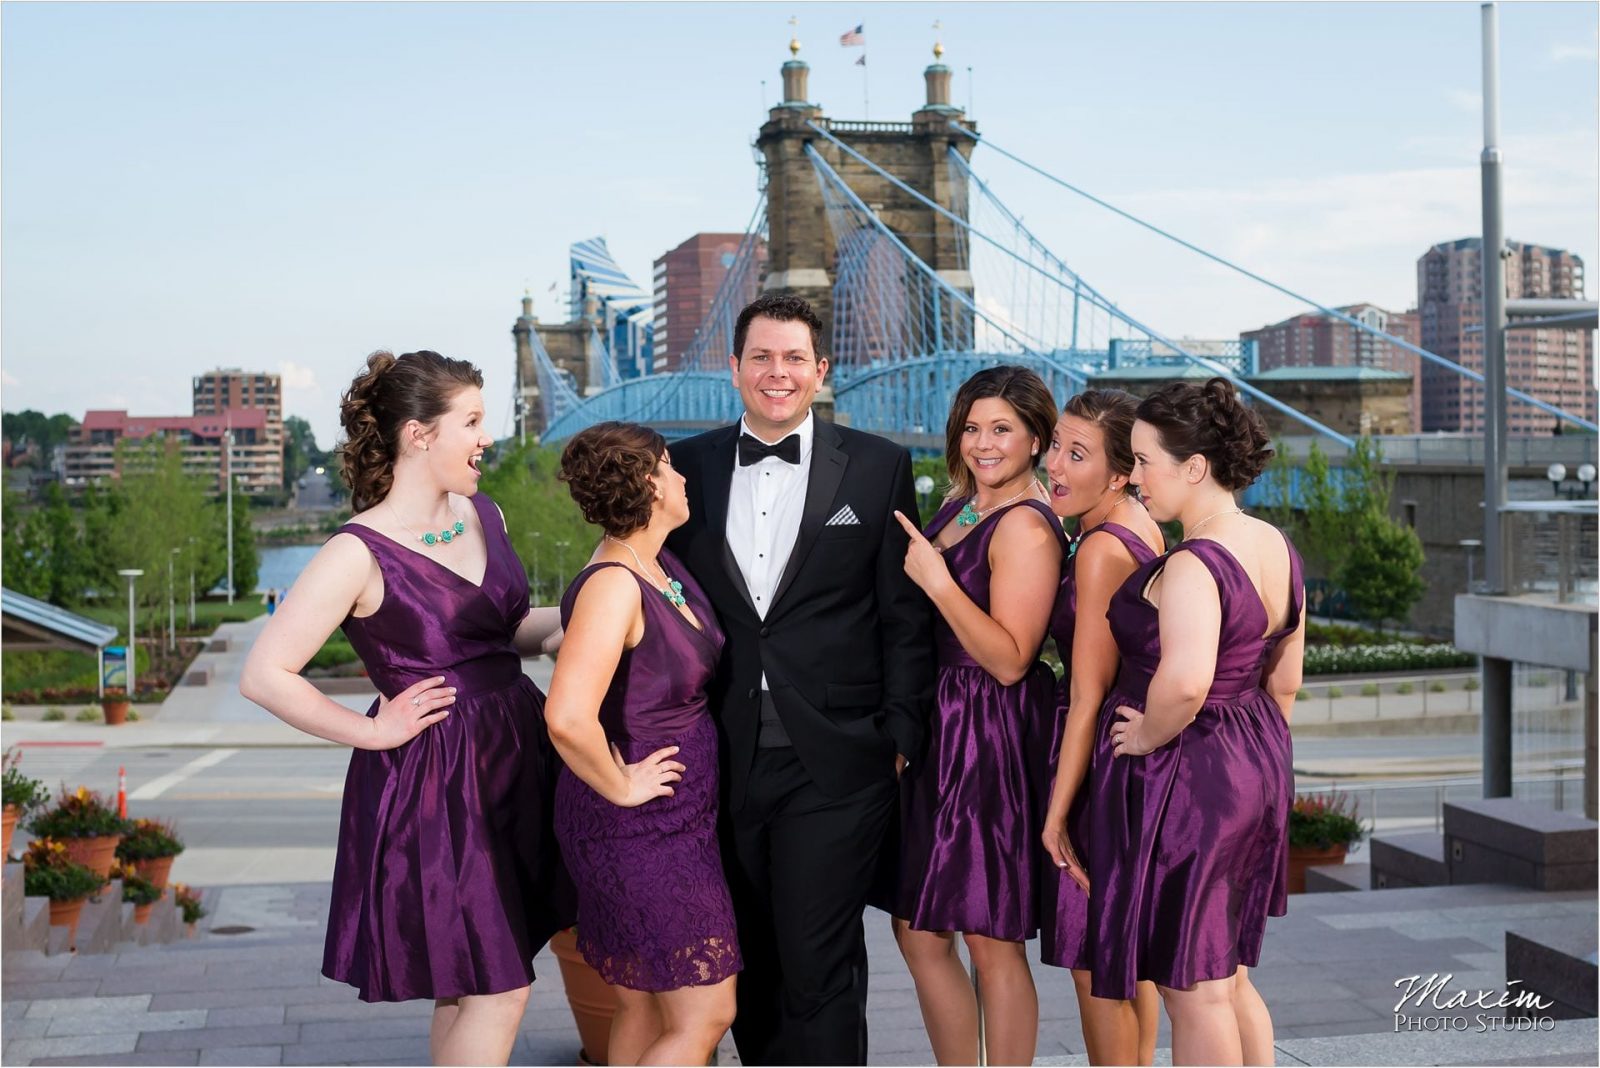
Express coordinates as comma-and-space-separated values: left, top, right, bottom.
2, 1, 1595, 448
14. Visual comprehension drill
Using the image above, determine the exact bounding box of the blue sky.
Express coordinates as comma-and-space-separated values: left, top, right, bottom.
3, 1, 1595, 447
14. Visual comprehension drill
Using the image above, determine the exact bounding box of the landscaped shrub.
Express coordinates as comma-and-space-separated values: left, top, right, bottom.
1303, 643, 1476, 676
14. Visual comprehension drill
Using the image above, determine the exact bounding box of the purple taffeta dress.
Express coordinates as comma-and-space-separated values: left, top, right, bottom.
554, 553, 742, 992
1038, 522, 1161, 971
1087, 533, 1303, 1000
896, 497, 1066, 941
323, 492, 573, 1003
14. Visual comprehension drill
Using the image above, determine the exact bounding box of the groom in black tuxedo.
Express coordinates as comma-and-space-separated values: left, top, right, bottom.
666, 294, 934, 1065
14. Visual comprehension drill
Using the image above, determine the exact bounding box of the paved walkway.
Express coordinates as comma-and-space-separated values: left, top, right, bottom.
3, 880, 1595, 1066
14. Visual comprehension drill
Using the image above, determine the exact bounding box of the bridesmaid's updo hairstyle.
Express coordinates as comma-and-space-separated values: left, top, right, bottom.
338, 349, 485, 511
558, 421, 668, 538
944, 365, 1059, 500
1135, 377, 1274, 491
1062, 388, 1140, 494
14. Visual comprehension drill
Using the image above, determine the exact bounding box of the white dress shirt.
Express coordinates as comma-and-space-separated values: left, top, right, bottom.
727, 412, 814, 689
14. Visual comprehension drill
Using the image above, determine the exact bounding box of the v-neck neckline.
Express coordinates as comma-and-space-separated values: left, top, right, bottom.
928, 495, 1041, 552
346, 496, 492, 591
623, 565, 710, 639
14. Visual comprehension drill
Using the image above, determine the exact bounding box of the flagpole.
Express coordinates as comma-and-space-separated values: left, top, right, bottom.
863, 51, 869, 118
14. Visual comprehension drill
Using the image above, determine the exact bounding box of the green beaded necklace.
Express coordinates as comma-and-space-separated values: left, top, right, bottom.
389, 501, 468, 547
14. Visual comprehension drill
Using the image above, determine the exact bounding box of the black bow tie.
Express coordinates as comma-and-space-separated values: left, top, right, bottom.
738, 433, 801, 466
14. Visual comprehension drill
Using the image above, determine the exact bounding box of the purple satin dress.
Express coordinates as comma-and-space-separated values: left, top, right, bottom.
554, 554, 742, 992
896, 497, 1066, 941
1039, 522, 1161, 971
1087, 533, 1302, 1000
324, 492, 572, 1003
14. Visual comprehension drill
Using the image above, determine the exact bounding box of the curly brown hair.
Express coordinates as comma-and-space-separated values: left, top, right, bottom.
557, 422, 668, 537
944, 366, 1059, 500
337, 350, 484, 510
1135, 377, 1274, 491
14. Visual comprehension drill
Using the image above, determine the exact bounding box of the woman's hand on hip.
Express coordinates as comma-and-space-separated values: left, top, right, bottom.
610, 743, 685, 807
365, 677, 455, 750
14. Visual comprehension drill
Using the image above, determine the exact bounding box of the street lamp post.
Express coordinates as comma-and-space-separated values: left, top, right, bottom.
224, 429, 235, 604
187, 537, 197, 627
555, 540, 572, 595
118, 569, 144, 697
531, 531, 542, 602
168, 548, 180, 651
914, 474, 936, 522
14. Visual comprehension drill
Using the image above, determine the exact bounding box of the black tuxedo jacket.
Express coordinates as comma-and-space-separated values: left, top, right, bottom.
666, 418, 934, 807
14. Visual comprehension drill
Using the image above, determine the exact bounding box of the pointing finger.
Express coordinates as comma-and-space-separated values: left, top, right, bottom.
892, 510, 926, 541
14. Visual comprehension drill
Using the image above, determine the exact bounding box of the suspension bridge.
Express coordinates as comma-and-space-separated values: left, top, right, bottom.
519, 46, 1595, 456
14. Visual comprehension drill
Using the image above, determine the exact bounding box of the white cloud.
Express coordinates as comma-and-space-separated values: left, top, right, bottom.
279, 360, 318, 391
1550, 42, 1597, 63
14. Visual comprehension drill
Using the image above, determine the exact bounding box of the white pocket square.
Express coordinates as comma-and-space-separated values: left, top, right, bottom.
825, 505, 862, 527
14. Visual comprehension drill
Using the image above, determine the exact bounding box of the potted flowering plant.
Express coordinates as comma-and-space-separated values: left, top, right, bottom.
27, 786, 134, 880
1287, 791, 1366, 893
172, 883, 207, 936
116, 818, 185, 890
113, 862, 164, 925
3, 748, 50, 858
24, 838, 109, 944
100, 686, 132, 726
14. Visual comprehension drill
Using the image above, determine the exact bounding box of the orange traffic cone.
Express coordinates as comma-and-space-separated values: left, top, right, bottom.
117, 766, 127, 819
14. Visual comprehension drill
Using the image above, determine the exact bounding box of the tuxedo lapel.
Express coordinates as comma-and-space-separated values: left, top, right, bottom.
698, 426, 758, 617
770, 419, 848, 612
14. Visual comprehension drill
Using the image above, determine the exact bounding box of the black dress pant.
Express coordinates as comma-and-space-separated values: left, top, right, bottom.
725, 747, 898, 1066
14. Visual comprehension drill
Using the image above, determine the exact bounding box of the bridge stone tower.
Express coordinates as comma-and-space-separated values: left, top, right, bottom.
512, 293, 602, 441
755, 36, 979, 361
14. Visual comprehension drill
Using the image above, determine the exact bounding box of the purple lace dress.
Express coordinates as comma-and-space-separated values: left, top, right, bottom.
1039, 522, 1161, 971
554, 553, 742, 992
896, 498, 1066, 941
1087, 533, 1303, 1000
323, 492, 572, 1003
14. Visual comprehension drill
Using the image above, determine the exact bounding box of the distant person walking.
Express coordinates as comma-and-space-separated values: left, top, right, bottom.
240, 350, 571, 1066
265, 588, 279, 615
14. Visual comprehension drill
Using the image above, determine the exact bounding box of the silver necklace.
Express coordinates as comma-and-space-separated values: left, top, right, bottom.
1185, 505, 1244, 539
606, 536, 686, 607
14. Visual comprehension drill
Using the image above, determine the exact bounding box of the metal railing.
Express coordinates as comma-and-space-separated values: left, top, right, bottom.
1297, 769, 1585, 835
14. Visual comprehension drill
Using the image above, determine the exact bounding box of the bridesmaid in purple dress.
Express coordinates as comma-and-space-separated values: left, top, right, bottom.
545, 421, 740, 1067
240, 351, 571, 1066
1037, 389, 1164, 1065
890, 367, 1064, 1066
1094, 378, 1306, 1066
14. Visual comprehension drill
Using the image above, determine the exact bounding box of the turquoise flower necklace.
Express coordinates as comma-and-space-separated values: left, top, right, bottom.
608, 536, 687, 607
389, 500, 468, 547
955, 481, 1040, 527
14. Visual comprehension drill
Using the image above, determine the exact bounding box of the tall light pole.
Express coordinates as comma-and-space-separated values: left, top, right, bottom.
187, 537, 197, 627
1479, 2, 1512, 798
531, 530, 542, 602
224, 429, 235, 604
118, 569, 143, 696
168, 547, 181, 649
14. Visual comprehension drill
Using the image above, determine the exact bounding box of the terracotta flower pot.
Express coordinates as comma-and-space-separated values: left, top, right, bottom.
49, 896, 87, 947
101, 698, 130, 726
550, 927, 619, 1066
133, 900, 156, 925
62, 835, 121, 881
2, 804, 18, 859
1287, 843, 1348, 894
133, 855, 176, 890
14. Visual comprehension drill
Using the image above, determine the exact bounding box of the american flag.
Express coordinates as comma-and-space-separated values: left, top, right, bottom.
839, 24, 864, 46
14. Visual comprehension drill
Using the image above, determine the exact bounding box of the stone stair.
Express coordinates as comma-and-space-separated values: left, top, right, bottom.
2, 861, 197, 956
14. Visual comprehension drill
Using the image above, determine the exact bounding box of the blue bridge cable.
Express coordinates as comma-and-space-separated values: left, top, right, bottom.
804, 144, 1089, 391
805, 122, 1354, 446
951, 125, 1598, 433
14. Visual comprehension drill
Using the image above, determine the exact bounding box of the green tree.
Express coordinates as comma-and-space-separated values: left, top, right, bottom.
0, 488, 52, 598
477, 440, 599, 603
1339, 509, 1426, 631
282, 415, 322, 489
228, 489, 260, 598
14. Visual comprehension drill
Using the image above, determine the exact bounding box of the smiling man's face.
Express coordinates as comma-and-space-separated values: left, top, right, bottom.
729, 315, 829, 440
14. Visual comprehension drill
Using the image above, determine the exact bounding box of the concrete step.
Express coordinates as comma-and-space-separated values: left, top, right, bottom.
1507, 919, 1599, 1020
1304, 861, 1369, 893
1444, 798, 1599, 891
1370, 832, 1448, 889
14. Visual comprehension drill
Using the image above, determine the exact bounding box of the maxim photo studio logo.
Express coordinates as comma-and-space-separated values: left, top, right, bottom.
1393, 974, 1556, 1032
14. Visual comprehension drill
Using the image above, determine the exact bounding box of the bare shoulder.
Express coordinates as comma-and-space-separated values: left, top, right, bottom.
993, 500, 1060, 545
570, 564, 642, 613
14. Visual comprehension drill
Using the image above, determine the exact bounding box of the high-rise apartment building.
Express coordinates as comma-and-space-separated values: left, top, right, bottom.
65, 409, 279, 494
652, 233, 767, 370
1417, 238, 1594, 433
569, 237, 654, 380
193, 369, 284, 453
1242, 304, 1422, 430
